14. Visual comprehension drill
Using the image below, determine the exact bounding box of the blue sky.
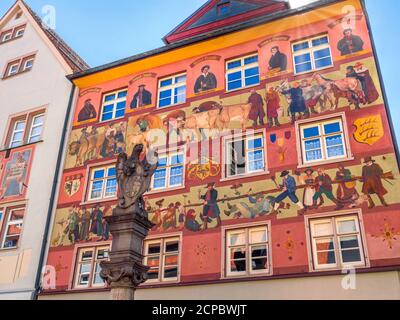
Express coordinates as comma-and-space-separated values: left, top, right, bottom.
1, 0, 399, 146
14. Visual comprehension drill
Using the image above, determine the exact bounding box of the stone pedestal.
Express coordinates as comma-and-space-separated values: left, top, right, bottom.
100, 206, 154, 300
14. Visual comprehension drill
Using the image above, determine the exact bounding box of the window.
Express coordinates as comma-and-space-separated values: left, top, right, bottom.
14, 26, 25, 38
5, 110, 45, 149
100, 89, 127, 122
225, 225, 270, 277
73, 246, 110, 289
298, 117, 349, 165
226, 54, 260, 91
152, 151, 185, 190
3, 54, 36, 78
225, 133, 265, 178
1, 31, 12, 42
0, 207, 25, 249
309, 215, 366, 270
1, 24, 26, 44
87, 165, 117, 201
144, 237, 180, 283
158, 74, 186, 108
292, 35, 333, 75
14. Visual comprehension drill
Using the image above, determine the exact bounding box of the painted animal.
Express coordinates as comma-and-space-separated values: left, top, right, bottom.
183, 102, 221, 139
217, 102, 252, 130
312, 73, 365, 109
68, 129, 106, 167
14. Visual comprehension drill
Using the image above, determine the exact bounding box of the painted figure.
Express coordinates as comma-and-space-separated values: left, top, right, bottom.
1, 151, 29, 199
337, 28, 364, 56
200, 182, 221, 229
264, 87, 281, 127
335, 164, 359, 209
130, 84, 152, 109
281, 82, 309, 124
313, 168, 338, 209
184, 209, 202, 232
300, 79, 325, 114
353, 62, 379, 104
176, 202, 185, 228
162, 203, 177, 231
67, 206, 80, 244
194, 65, 217, 93
101, 217, 110, 241
78, 99, 97, 122
273, 171, 305, 214
90, 204, 104, 237
225, 193, 274, 219
79, 206, 91, 241
248, 89, 265, 126
268, 46, 287, 72
100, 124, 117, 158
361, 157, 388, 209
151, 200, 164, 231
298, 167, 319, 210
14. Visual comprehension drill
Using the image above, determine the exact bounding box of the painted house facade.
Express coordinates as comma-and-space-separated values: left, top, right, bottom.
40, 0, 400, 300
0, 0, 88, 299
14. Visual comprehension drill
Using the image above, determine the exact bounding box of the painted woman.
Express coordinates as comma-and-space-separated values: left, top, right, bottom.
298, 168, 318, 210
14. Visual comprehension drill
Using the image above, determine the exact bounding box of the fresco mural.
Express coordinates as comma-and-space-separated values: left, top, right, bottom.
0, 147, 33, 201
44, 0, 400, 294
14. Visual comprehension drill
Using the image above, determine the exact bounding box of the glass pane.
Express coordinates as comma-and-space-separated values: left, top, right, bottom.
12, 131, 24, 142
6, 224, 22, 236
228, 80, 242, 91
115, 109, 125, 118
93, 272, 104, 284
170, 174, 183, 186
107, 167, 116, 177
342, 249, 362, 263
81, 251, 93, 261
175, 75, 186, 83
315, 238, 335, 251
295, 53, 311, 64
147, 257, 160, 268
171, 154, 184, 165
103, 104, 114, 113
157, 157, 168, 167
160, 89, 172, 99
245, 75, 260, 87
228, 71, 242, 82
148, 268, 159, 280
229, 232, 246, 246
317, 251, 336, 265
303, 126, 320, 138
3, 236, 19, 248
97, 249, 109, 260
104, 94, 116, 102
315, 57, 333, 69
159, 98, 172, 108
116, 101, 126, 110
164, 254, 178, 266
15, 121, 26, 131
337, 220, 357, 234
248, 150, 263, 161
230, 248, 246, 272
153, 178, 166, 189
160, 79, 173, 87
251, 245, 267, 257
244, 67, 259, 78
313, 222, 333, 237
326, 135, 343, 147
101, 113, 113, 122
244, 56, 258, 65
340, 236, 359, 249
227, 60, 241, 70
33, 115, 44, 126
312, 36, 329, 47
306, 150, 323, 162
293, 41, 309, 51
247, 138, 263, 150
164, 266, 178, 279
10, 209, 24, 221
79, 274, 90, 285
154, 168, 167, 179
117, 91, 127, 99
94, 170, 105, 179
252, 258, 268, 271
327, 145, 345, 158
304, 139, 321, 151
314, 48, 331, 59
80, 263, 91, 274
147, 243, 161, 255
295, 62, 312, 74
165, 241, 179, 253
30, 126, 42, 137
250, 230, 267, 243
324, 122, 341, 134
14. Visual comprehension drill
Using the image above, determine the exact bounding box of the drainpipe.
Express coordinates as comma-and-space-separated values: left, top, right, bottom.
31, 84, 76, 300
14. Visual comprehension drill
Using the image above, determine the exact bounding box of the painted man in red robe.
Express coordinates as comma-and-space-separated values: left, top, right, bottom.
248, 89, 265, 126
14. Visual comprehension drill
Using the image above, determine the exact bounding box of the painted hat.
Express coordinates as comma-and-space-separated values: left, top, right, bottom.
343, 28, 353, 34
138, 84, 146, 88
85, 98, 92, 103
280, 170, 290, 177
354, 62, 364, 68
206, 182, 216, 188
364, 156, 375, 163
155, 199, 164, 207
304, 167, 314, 174
255, 193, 264, 200
201, 65, 210, 72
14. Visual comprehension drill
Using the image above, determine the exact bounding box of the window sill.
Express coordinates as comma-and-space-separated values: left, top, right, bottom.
146, 185, 186, 196
220, 170, 270, 183
225, 82, 260, 94
297, 156, 354, 169
0, 247, 20, 253
310, 263, 367, 273
140, 279, 180, 287
2, 68, 32, 80
293, 64, 334, 77
0, 140, 43, 153
221, 272, 273, 280
156, 101, 186, 110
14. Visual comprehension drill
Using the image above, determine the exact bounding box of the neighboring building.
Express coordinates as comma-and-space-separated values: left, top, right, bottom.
0, 0, 88, 299
40, 0, 400, 300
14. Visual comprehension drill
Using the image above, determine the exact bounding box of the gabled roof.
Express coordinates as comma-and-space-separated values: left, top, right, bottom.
0, 0, 89, 73
163, 0, 289, 44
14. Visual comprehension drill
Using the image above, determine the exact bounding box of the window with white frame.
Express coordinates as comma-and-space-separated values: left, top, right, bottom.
226, 54, 260, 91
309, 215, 366, 270
299, 117, 348, 165
152, 151, 185, 190
0, 25, 26, 43
225, 225, 270, 277
144, 237, 180, 283
7, 62, 19, 77
225, 133, 265, 178
87, 165, 117, 201
1, 31, 12, 42
23, 58, 34, 72
3, 54, 36, 78
158, 74, 187, 108
73, 245, 110, 289
1, 207, 25, 249
6, 110, 45, 149
15, 27, 25, 38
292, 34, 333, 75
100, 89, 128, 122
28, 114, 44, 143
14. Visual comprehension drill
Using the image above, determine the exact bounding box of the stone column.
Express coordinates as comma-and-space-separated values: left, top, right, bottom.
100, 206, 154, 300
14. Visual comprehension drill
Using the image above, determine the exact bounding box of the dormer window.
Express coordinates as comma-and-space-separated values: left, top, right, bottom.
0, 24, 26, 44
2, 32, 12, 42
218, 1, 231, 16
